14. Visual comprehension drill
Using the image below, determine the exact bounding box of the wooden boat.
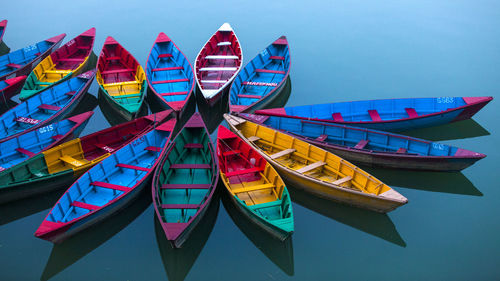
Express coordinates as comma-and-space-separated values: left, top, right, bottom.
34, 120, 177, 243
194, 23, 242, 107
0, 110, 173, 204
255, 96, 494, 132
229, 36, 291, 113
0, 33, 66, 81
0, 111, 92, 178
217, 125, 293, 240
224, 114, 408, 213
0, 70, 95, 142
0, 75, 27, 101
239, 113, 486, 171
152, 112, 218, 248
146, 32, 195, 114
0, 20, 7, 44
97, 36, 147, 121
19, 28, 95, 101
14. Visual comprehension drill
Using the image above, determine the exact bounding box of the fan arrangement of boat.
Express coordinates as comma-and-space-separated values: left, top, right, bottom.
0, 70, 95, 142
19, 28, 96, 101
35, 119, 177, 243
238, 113, 486, 171
255, 96, 493, 131
217, 125, 294, 240
0, 110, 173, 204
224, 114, 408, 213
152, 113, 218, 248
229, 36, 291, 113
97, 36, 147, 122
0, 33, 65, 81
146, 32, 195, 115
195, 23, 242, 107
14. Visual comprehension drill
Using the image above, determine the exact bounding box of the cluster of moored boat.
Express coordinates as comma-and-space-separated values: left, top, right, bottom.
0, 21, 492, 247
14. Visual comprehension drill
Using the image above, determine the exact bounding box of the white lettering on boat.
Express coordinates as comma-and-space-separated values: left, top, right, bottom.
38, 124, 54, 134
15, 117, 40, 125
432, 143, 445, 150
244, 81, 278, 87
260, 49, 268, 57
23, 44, 37, 52
437, 97, 454, 103
101, 146, 115, 153
132, 136, 145, 146
66, 40, 75, 47
0, 166, 5, 172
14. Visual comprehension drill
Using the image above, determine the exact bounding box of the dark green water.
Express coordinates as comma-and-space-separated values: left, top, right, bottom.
1, 1, 499, 280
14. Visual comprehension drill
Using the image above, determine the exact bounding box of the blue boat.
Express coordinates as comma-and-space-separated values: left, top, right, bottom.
239, 113, 486, 172
0, 34, 66, 81
255, 96, 493, 132
0, 111, 93, 173
34, 120, 177, 243
146, 32, 195, 114
0, 70, 95, 142
229, 36, 291, 113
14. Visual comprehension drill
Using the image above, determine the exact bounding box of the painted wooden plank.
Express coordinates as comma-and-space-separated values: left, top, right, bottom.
248, 136, 261, 142
170, 164, 210, 169
59, 155, 85, 167
332, 176, 353, 185
161, 184, 211, 189
91, 181, 131, 192
296, 161, 326, 173
270, 148, 296, 160
232, 183, 274, 194
72, 201, 99, 210
225, 167, 262, 177
354, 139, 369, 149
116, 163, 151, 172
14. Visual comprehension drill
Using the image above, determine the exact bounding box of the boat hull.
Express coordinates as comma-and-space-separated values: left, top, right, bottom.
99, 85, 148, 123
236, 76, 290, 114
223, 185, 291, 241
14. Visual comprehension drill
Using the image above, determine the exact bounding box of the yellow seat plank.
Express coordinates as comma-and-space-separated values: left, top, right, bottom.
332, 176, 353, 185
295, 161, 326, 174
269, 148, 296, 160
59, 155, 85, 167
232, 183, 274, 194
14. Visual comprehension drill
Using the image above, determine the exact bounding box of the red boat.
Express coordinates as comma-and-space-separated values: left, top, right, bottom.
194, 23, 242, 107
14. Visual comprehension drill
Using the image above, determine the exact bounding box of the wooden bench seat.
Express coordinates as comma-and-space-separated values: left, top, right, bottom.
270, 148, 296, 160
296, 161, 326, 173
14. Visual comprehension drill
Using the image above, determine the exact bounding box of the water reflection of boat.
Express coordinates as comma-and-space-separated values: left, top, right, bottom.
40, 188, 152, 281
402, 118, 490, 141
365, 167, 482, 196
288, 183, 406, 247
155, 191, 220, 281
221, 189, 294, 276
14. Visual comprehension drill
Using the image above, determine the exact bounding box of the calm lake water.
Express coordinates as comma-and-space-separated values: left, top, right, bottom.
1, 1, 500, 280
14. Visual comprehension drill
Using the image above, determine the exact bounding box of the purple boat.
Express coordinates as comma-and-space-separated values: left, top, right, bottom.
239, 113, 486, 172
152, 112, 219, 248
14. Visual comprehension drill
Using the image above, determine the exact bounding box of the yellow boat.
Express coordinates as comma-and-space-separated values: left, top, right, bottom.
224, 114, 408, 213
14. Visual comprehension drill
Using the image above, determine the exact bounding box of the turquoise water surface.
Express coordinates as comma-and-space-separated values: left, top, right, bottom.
1, 1, 499, 280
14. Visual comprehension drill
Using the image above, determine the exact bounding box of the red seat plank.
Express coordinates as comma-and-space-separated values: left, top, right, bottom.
145, 146, 162, 152
269, 56, 285, 60
223, 150, 241, 156
106, 56, 121, 61
315, 135, 328, 141
368, 110, 382, 121
65, 91, 76, 96
160, 91, 188, 96
161, 184, 211, 189
184, 143, 203, 149
51, 134, 63, 140
58, 58, 85, 62
332, 113, 344, 122
116, 163, 151, 172
225, 167, 263, 177
72, 201, 100, 210
152, 66, 183, 72
161, 204, 199, 209
170, 164, 210, 169
6, 63, 22, 69
152, 78, 189, 85
405, 108, 419, 118
101, 69, 134, 75
16, 148, 36, 157
238, 94, 261, 99
38, 104, 61, 111
91, 181, 131, 192
354, 139, 369, 149
396, 148, 407, 154
255, 69, 285, 74
158, 54, 173, 58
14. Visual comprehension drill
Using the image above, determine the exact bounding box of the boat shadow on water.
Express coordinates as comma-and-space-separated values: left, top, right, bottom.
155, 190, 221, 281
402, 119, 490, 141
66, 91, 99, 118
220, 187, 295, 276
40, 187, 152, 281
287, 184, 407, 248
365, 168, 482, 196
0, 40, 10, 55
0, 189, 66, 226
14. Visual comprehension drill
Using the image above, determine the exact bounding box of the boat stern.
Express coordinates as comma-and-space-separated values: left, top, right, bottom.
453, 96, 493, 122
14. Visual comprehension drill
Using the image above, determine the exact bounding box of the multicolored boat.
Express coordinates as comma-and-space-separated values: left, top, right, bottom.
239, 113, 486, 171
217, 125, 293, 240
34, 120, 177, 243
0, 111, 92, 176
229, 36, 291, 113
195, 23, 242, 107
146, 32, 195, 114
0, 110, 172, 204
19, 28, 96, 101
0, 75, 26, 101
224, 114, 408, 213
255, 96, 493, 132
0, 33, 66, 81
0, 70, 95, 142
97, 36, 147, 121
152, 112, 219, 248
